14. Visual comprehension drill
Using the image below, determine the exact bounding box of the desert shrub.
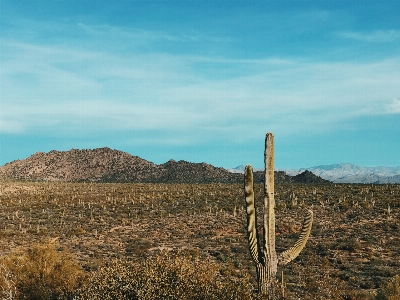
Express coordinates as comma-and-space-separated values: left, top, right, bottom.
315, 243, 329, 256
125, 238, 155, 256
75, 250, 253, 300
2, 243, 85, 300
0, 263, 17, 300
334, 238, 361, 252
375, 275, 400, 300
71, 227, 86, 236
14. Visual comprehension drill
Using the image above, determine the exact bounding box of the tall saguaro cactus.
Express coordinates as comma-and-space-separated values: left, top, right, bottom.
244, 133, 313, 296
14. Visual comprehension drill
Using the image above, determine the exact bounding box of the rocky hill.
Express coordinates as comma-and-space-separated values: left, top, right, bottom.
252, 170, 330, 184
0, 148, 329, 184
0, 148, 162, 182
157, 160, 241, 183
291, 170, 330, 184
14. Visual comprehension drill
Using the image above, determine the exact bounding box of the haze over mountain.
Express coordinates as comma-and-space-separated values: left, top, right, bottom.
0, 148, 329, 184
228, 165, 263, 173
284, 164, 400, 184
229, 164, 400, 184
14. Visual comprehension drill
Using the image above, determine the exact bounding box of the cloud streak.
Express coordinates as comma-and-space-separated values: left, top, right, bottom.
337, 30, 400, 43
385, 98, 400, 114
2, 32, 399, 144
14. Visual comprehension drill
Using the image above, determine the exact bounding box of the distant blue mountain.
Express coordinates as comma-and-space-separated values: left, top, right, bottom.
229, 163, 400, 183
283, 163, 400, 183
228, 165, 263, 173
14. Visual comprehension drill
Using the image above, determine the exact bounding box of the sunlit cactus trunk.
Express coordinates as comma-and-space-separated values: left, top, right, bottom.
244, 133, 313, 297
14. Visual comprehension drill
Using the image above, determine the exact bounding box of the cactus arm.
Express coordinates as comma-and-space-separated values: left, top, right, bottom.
278, 210, 313, 265
244, 164, 261, 263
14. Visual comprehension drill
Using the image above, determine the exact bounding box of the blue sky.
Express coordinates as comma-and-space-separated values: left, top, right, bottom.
1, 0, 399, 169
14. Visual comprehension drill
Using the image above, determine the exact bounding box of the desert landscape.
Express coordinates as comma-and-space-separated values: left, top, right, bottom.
1, 180, 399, 299
3, 1, 399, 299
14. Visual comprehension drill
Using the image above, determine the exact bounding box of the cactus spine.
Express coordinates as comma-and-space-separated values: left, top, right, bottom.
244, 132, 313, 296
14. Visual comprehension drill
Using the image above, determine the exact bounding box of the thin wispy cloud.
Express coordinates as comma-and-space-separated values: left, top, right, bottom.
337, 30, 400, 43
77, 23, 184, 42
2, 34, 399, 141
385, 98, 400, 114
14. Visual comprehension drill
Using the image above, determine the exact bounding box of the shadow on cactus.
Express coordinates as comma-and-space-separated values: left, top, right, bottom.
244, 133, 313, 297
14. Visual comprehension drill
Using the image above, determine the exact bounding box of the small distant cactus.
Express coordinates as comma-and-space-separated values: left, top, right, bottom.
244, 133, 313, 296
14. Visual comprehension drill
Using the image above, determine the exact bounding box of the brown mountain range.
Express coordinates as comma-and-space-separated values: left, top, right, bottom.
0, 147, 330, 184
